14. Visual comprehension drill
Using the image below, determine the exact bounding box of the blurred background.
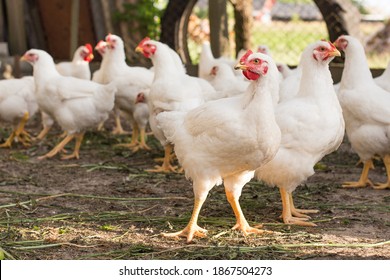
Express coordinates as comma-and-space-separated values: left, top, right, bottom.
0, 0, 389, 78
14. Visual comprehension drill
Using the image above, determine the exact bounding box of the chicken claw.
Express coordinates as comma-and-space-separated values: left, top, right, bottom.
162, 224, 207, 242
373, 155, 390, 190
342, 159, 374, 188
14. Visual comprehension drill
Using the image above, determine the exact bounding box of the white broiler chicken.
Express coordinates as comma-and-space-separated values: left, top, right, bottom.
55, 44, 94, 80
98, 34, 153, 151
136, 37, 216, 172
21, 49, 116, 160
335, 35, 390, 189
255, 40, 344, 226
208, 62, 249, 98
0, 76, 37, 147
35, 44, 94, 141
198, 41, 236, 81
374, 60, 390, 92
131, 91, 151, 152
156, 50, 281, 242
92, 40, 108, 84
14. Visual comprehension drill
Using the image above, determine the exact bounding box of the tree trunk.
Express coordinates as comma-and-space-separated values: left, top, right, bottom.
160, 0, 191, 50
230, 0, 253, 56
209, 0, 229, 58
313, 0, 361, 42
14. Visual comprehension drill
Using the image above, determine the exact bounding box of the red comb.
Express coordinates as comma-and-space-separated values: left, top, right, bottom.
138, 37, 151, 46
240, 50, 253, 64
106, 33, 113, 42
95, 40, 104, 49
85, 43, 93, 53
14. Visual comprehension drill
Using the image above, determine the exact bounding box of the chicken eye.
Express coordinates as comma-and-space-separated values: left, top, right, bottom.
319, 47, 326, 52
253, 59, 260, 64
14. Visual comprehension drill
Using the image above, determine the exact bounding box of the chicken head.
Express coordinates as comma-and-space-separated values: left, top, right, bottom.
312, 41, 341, 62
333, 35, 349, 51
95, 40, 108, 56
235, 50, 269, 80
81, 44, 94, 62
135, 37, 156, 58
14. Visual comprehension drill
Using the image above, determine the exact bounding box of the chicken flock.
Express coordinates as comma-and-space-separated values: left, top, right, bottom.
0, 34, 389, 242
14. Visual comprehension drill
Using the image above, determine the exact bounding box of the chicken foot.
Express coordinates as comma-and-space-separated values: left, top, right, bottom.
289, 193, 318, 219
162, 197, 207, 242
147, 144, 178, 173
34, 124, 53, 141
130, 127, 152, 152
38, 133, 76, 160
0, 112, 30, 148
279, 188, 317, 226
374, 155, 390, 190
342, 159, 374, 188
115, 121, 140, 149
111, 111, 129, 135
61, 133, 84, 160
225, 190, 271, 235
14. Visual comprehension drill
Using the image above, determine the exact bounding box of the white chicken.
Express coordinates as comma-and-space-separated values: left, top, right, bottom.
255, 40, 344, 226
55, 44, 94, 80
131, 91, 151, 152
156, 50, 281, 242
207, 62, 249, 98
136, 37, 218, 172
21, 49, 116, 160
0, 76, 37, 147
198, 41, 236, 81
35, 44, 94, 141
335, 35, 390, 190
98, 34, 153, 151
374, 60, 390, 92
92, 40, 108, 84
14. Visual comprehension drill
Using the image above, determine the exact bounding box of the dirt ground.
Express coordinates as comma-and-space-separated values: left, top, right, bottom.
0, 114, 389, 260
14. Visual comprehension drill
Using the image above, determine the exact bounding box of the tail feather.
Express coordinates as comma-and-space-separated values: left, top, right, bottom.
156, 111, 186, 143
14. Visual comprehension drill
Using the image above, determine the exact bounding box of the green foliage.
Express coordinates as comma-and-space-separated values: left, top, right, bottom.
113, 0, 167, 39
194, 5, 208, 19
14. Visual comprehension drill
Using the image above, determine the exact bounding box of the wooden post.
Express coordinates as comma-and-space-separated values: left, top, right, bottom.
70, 0, 80, 59
0, 0, 4, 41
209, 0, 229, 58
5, 0, 27, 55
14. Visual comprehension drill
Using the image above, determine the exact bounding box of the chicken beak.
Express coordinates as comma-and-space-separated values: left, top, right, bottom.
88, 53, 94, 60
20, 55, 27, 62
329, 49, 341, 57
135, 46, 143, 53
234, 63, 247, 70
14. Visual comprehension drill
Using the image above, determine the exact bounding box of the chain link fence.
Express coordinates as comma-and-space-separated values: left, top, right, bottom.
187, 0, 390, 68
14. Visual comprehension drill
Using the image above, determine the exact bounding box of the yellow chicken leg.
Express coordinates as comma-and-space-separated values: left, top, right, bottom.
342, 159, 374, 188
61, 132, 84, 160
131, 127, 152, 152
162, 196, 207, 242
289, 193, 318, 219
35, 124, 52, 141
374, 155, 390, 190
0, 131, 16, 148
38, 134, 75, 160
115, 122, 139, 149
147, 144, 178, 173
112, 113, 129, 135
225, 190, 267, 235
279, 188, 317, 226
0, 112, 30, 148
